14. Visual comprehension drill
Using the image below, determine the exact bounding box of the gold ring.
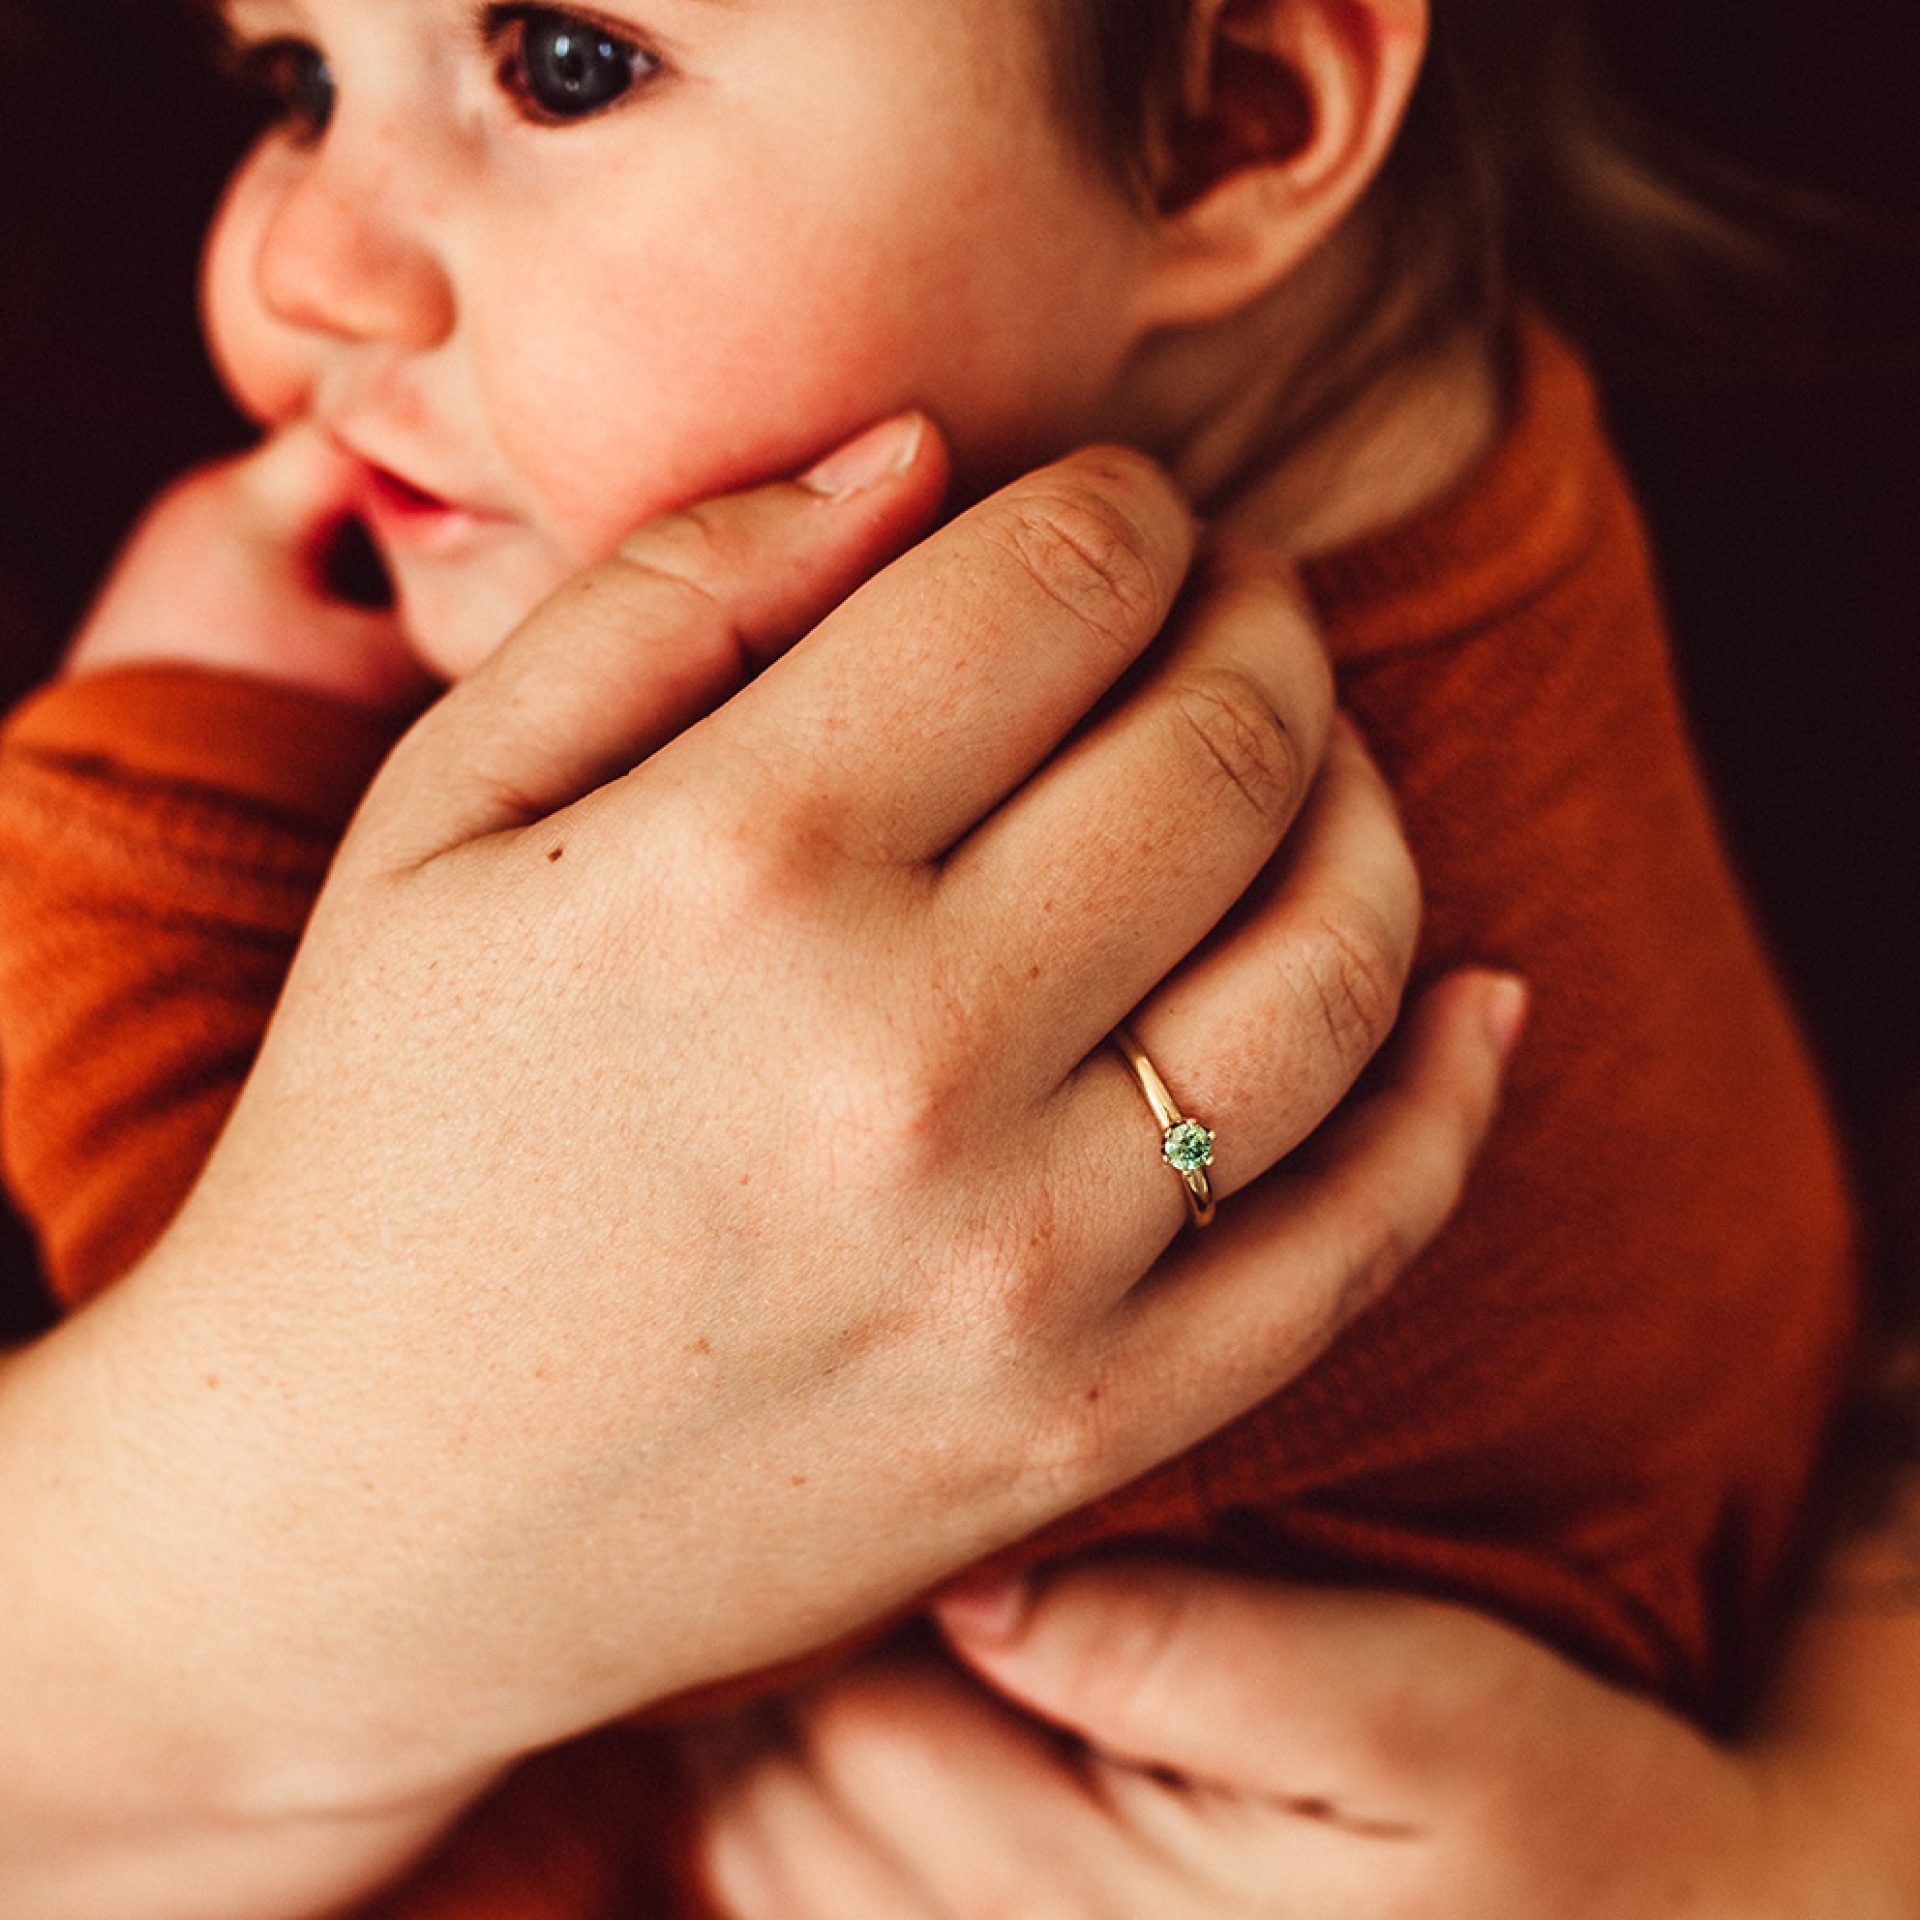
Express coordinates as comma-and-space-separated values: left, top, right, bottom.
1111, 1027, 1217, 1229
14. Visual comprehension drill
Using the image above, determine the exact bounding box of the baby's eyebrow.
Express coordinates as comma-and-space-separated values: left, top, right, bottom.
184, 0, 339, 59
182, 0, 259, 39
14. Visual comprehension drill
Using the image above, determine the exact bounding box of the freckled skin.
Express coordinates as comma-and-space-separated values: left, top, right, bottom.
202, 0, 1166, 680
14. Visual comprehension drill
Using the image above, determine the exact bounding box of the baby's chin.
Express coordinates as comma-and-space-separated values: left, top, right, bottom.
389, 549, 571, 686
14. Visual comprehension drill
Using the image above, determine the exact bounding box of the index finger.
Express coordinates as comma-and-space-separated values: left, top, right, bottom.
695, 446, 1198, 867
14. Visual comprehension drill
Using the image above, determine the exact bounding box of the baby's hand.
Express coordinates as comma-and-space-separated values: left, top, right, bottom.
64, 424, 437, 714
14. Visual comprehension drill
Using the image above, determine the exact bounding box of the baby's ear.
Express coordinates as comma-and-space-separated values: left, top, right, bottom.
1134, 0, 1428, 328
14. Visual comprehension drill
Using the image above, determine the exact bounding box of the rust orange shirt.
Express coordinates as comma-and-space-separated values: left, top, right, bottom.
0, 315, 1859, 1914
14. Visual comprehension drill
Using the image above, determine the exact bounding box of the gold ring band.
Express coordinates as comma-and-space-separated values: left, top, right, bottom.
1111, 1026, 1217, 1229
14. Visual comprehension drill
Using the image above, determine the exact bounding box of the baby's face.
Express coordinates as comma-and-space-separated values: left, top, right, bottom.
203, 0, 1162, 676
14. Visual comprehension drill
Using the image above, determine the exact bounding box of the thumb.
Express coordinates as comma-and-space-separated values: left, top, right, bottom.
231, 419, 365, 554
357, 413, 948, 868
935, 1560, 1539, 1806
64, 423, 429, 713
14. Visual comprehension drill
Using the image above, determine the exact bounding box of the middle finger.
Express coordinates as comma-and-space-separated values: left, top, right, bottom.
937, 552, 1335, 1092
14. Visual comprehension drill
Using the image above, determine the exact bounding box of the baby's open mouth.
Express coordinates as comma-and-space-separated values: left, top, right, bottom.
349, 455, 510, 561
366, 465, 451, 517
319, 516, 396, 610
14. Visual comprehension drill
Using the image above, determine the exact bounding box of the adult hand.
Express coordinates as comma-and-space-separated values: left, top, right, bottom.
697, 1545, 1920, 1920
2, 419, 1512, 1843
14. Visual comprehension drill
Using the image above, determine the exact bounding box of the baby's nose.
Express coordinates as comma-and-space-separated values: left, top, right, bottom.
255, 155, 455, 352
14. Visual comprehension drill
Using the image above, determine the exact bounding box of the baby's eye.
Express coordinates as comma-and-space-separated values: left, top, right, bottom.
489, 7, 660, 124
235, 37, 337, 144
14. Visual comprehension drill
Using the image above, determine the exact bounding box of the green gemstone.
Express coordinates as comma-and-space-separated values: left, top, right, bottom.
1163, 1120, 1216, 1175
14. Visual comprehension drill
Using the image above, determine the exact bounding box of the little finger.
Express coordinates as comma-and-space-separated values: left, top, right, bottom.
1063, 970, 1525, 1495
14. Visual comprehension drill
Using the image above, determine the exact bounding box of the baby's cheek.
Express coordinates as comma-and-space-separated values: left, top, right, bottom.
477, 260, 953, 558
200, 161, 314, 429
503, 339, 879, 556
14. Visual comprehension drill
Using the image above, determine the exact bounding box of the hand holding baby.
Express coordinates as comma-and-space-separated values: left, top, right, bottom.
13, 423, 1514, 1867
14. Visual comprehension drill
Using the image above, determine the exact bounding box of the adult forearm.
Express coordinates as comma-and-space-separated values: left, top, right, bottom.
0, 1299, 491, 1920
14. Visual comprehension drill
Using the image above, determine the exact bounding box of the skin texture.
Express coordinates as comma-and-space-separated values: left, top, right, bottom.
32, 0, 1902, 1902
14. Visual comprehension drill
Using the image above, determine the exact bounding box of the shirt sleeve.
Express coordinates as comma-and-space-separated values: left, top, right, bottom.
0, 666, 403, 1309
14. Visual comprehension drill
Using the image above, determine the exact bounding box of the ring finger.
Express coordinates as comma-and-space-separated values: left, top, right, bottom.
1049, 722, 1421, 1252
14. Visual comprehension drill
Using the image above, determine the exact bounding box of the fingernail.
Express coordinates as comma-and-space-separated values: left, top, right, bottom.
800, 414, 925, 500
936, 1573, 1030, 1646
1482, 974, 1531, 1062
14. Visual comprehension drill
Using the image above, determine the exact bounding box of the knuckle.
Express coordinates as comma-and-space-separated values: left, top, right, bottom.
1332, 1193, 1427, 1329
935, 1143, 1073, 1345
695, 795, 837, 929
995, 482, 1164, 660
842, 1073, 958, 1188
1298, 896, 1409, 1069
808, 950, 1004, 1193
985, 1220, 1070, 1343
615, 500, 728, 584
1169, 669, 1304, 832
812, 1036, 981, 1200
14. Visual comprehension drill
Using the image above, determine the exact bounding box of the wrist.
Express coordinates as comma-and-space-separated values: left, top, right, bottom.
0, 1292, 500, 1916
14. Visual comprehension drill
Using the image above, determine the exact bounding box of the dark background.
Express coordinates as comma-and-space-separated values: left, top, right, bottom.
1, 1, 1915, 1335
